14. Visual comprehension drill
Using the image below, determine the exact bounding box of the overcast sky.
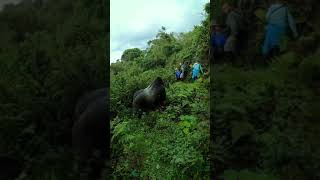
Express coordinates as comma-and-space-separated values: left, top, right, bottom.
0, 0, 21, 10
110, 0, 208, 63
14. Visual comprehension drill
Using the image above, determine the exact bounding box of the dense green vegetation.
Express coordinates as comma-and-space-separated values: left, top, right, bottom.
110, 3, 210, 179
2, 0, 319, 179
211, 0, 320, 179
0, 0, 108, 179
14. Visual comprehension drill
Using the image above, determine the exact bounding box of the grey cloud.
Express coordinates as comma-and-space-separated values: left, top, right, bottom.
110, 0, 208, 63
111, 26, 159, 51
0, 0, 22, 10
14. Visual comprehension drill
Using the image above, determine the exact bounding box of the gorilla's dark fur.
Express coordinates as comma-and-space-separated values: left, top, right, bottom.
72, 88, 109, 179
73, 88, 108, 123
132, 77, 166, 111
0, 155, 22, 180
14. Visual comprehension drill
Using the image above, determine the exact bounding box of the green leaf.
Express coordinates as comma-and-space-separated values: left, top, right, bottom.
231, 121, 255, 144
222, 170, 278, 180
179, 115, 197, 122
183, 128, 190, 135
179, 121, 191, 128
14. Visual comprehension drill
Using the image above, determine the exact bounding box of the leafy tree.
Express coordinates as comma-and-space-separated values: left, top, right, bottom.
121, 48, 143, 61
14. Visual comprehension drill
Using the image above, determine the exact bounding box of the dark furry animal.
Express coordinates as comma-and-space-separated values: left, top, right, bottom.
72, 88, 109, 179
132, 77, 166, 111
0, 155, 22, 180
73, 88, 108, 123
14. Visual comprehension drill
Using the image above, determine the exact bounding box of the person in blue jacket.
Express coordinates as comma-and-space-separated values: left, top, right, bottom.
262, 0, 298, 58
210, 21, 226, 61
191, 62, 204, 81
175, 67, 181, 81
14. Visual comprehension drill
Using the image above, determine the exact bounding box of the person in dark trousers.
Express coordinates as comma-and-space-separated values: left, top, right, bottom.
222, 2, 243, 63
210, 20, 226, 63
175, 67, 181, 81
262, 0, 298, 59
180, 61, 189, 79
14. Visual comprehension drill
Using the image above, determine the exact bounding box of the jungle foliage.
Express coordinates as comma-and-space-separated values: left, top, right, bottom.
211, 0, 320, 179
110, 3, 210, 179
0, 0, 108, 179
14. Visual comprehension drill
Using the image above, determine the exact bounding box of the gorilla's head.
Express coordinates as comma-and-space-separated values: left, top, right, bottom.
133, 77, 166, 111
151, 77, 164, 89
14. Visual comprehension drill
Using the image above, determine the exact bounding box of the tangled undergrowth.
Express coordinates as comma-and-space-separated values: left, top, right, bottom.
111, 80, 210, 179
212, 52, 320, 180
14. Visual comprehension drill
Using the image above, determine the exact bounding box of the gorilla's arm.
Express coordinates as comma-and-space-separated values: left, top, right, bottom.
72, 96, 109, 160
73, 88, 108, 123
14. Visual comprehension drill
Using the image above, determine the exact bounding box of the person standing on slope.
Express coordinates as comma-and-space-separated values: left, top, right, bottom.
222, 2, 243, 62
191, 62, 204, 81
180, 61, 189, 79
210, 20, 226, 63
175, 67, 182, 81
262, 0, 298, 59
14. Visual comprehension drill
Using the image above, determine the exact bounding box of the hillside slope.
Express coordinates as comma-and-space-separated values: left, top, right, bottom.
112, 80, 210, 178
110, 3, 210, 179
211, 0, 320, 179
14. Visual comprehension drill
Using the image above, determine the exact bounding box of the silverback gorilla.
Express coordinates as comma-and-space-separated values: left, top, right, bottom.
133, 77, 166, 111
72, 88, 109, 179
0, 154, 22, 180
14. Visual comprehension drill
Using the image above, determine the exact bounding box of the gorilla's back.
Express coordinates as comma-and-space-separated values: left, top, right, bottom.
72, 88, 110, 158
132, 77, 166, 111
74, 88, 108, 122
